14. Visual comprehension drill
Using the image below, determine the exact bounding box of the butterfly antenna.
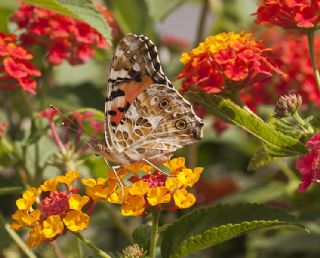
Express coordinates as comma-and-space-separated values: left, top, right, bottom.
50, 104, 99, 143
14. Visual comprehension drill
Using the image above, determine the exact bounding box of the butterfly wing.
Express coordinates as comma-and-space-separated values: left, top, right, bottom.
105, 33, 172, 148
112, 84, 204, 164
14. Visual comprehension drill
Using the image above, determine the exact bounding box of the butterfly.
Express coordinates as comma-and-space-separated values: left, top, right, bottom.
89, 33, 204, 167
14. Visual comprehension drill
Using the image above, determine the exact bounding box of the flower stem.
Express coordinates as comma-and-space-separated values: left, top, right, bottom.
0, 213, 37, 258
39, 65, 53, 109
104, 203, 133, 244
194, 0, 209, 45
307, 30, 320, 91
74, 232, 111, 258
150, 208, 160, 258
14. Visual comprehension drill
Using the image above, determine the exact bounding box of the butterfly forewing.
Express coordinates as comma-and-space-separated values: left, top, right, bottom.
103, 33, 203, 165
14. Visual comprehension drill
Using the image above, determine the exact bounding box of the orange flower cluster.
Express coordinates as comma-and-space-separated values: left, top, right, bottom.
0, 32, 40, 94
82, 157, 203, 216
11, 172, 91, 248
177, 32, 283, 94
255, 0, 320, 29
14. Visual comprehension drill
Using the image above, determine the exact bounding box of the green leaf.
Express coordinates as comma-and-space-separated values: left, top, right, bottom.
310, 109, 320, 129
111, 0, 155, 37
146, 0, 184, 21
219, 182, 287, 204
247, 146, 277, 171
186, 92, 307, 156
161, 203, 305, 258
0, 0, 18, 32
23, 0, 111, 45
132, 225, 151, 252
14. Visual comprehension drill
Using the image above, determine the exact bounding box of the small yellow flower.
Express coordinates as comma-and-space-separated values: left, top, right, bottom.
108, 187, 128, 204
40, 178, 59, 192
177, 168, 203, 188
147, 187, 171, 206
129, 181, 149, 196
120, 163, 153, 175
173, 189, 196, 209
163, 157, 186, 174
165, 177, 182, 191
16, 187, 37, 210
121, 195, 146, 216
42, 215, 64, 238
82, 177, 117, 200
21, 210, 41, 226
26, 224, 45, 248
68, 194, 89, 210
63, 210, 90, 232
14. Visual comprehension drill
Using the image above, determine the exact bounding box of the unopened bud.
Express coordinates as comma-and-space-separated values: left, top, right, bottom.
121, 244, 145, 258
275, 94, 302, 117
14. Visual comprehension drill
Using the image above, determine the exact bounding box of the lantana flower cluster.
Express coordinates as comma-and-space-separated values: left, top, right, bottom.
255, 0, 320, 29
82, 157, 203, 216
296, 132, 320, 192
11, 3, 115, 65
177, 32, 283, 94
242, 32, 320, 110
11, 171, 91, 248
0, 32, 40, 94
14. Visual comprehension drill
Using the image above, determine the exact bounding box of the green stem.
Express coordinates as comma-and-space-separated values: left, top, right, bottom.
76, 237, 84, 258
19, 89, 34, 118
0, 213, 37, 258
39, 65, 53, 109
0, 186, 24, 195
194, 0, 209, 46
150, 208, 160, 258
104, 203, 133, 244
50, 241, 65, 258
275, 159, 299, 182
74, 232, 111, 258
307, 30, 320, 91
34, 142, 42, 185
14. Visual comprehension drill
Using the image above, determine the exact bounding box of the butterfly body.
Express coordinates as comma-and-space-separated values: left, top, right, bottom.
90, 33, 203, 166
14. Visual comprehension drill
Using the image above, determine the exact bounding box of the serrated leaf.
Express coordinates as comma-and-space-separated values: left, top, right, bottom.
247, 146, 277, 171
23, 0, 111, 45
161, 203, 304, 258
146, 0, 184, 21
132, 225, 152, 252
186, 92, 307, 156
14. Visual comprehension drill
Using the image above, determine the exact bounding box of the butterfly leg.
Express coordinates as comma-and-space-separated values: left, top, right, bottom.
111, 165, 126, 202
142, 158, 171, 176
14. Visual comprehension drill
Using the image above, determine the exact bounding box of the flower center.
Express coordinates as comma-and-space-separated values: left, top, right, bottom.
142, 171, 167, 188
40, 191, 69, 218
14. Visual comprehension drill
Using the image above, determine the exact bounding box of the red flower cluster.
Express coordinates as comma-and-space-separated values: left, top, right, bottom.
296, 132, 320, 192
11, 4, 115, 65
38, 107, 103, 161
0, 32, 40, 94
255, 0, 320, 29
178, 32, 283, 94
242, 31, 320, 110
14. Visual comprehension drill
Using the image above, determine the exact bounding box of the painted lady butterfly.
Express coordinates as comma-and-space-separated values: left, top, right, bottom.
89, 33, 203, 167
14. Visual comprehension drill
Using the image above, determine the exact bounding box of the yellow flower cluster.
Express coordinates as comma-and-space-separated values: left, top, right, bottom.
11, 171, 90, 248
82, 157, 203, 216
180, 32, 257, 64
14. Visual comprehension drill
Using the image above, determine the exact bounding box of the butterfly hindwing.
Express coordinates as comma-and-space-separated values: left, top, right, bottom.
111, 84, 204, 164
105, 33, 172, 148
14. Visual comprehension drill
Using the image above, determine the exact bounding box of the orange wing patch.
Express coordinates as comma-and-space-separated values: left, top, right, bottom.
109, 75, 153, 127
